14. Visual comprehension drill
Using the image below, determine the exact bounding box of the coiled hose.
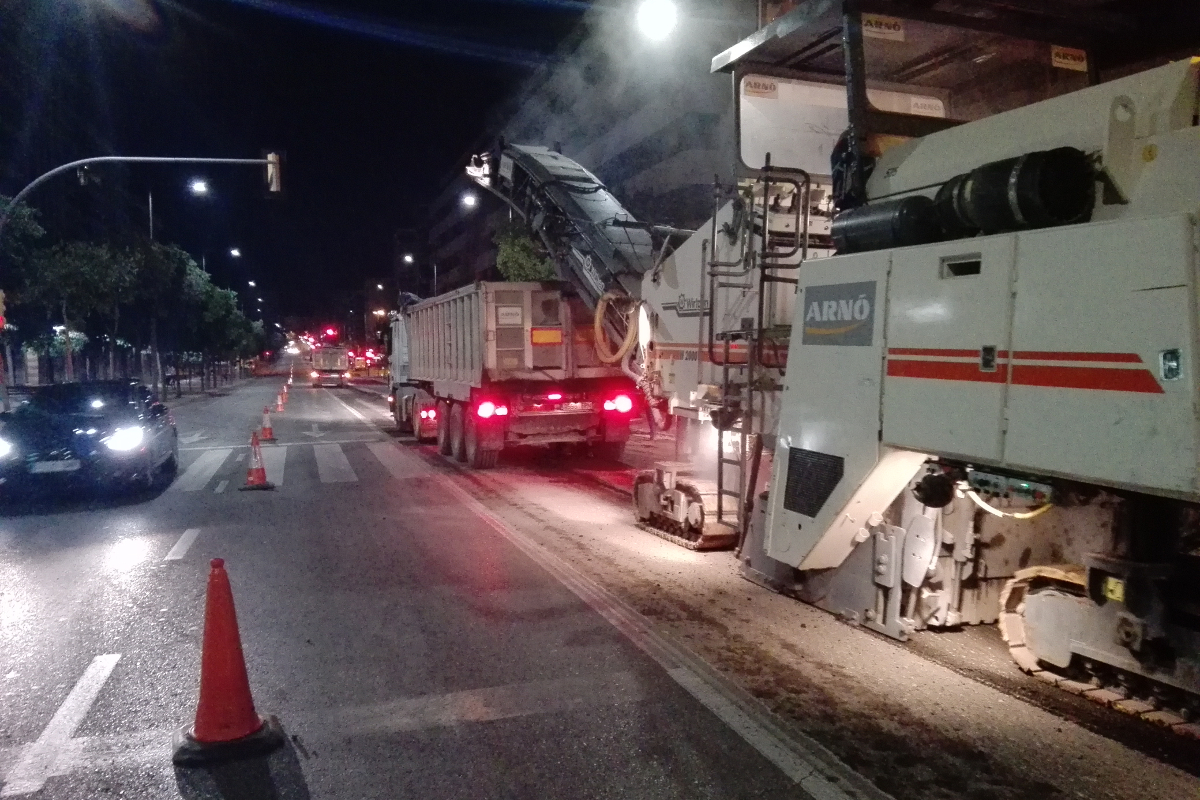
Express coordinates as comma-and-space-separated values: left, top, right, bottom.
593, 291, 640, 365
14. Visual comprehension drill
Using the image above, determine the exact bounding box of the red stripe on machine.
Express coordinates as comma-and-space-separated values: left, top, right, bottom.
886, 359, 1163, 394
1012, 351, 1143, 363
886, 360, 1009, 383
887, 347, 985, 358
1010, 365, 1164, 393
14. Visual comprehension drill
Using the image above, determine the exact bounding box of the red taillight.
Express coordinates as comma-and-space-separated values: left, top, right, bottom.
310, 371, 319, 378
547, 393, 562, 401
604, 394, 633, 413
477, 401, 508, 419
421, 408, 437, 420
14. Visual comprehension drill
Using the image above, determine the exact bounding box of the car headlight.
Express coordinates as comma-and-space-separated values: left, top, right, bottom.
0, 438, 12, 459
104, 426, 144, 452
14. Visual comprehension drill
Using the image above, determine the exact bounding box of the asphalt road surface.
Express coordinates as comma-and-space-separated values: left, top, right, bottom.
0, 370, 862, 799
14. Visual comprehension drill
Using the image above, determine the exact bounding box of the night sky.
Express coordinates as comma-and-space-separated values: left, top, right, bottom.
0, 0, 590, 321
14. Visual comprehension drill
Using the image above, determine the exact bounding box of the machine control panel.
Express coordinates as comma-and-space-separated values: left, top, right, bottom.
965, 469, 1053, 503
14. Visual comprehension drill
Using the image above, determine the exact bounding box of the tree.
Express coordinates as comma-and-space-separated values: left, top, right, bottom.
0, 195, 46, 282
25, 242, 117, 380
494, 221, 556, 282
132, 242, 193, 393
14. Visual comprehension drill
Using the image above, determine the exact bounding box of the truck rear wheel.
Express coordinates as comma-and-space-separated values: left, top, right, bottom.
450, 403, 468, 462
412, 397, 433, 443
464, 413, 499, 469
436, 400, 454, 455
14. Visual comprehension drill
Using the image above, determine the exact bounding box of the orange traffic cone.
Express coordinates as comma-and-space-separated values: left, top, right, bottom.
260, 407, 275, 442
172, 558, 285, 765
240, 432, 274, 491
276, 392, 285, 412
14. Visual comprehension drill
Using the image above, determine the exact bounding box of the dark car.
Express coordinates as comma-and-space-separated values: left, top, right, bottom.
0, 381, 179, 494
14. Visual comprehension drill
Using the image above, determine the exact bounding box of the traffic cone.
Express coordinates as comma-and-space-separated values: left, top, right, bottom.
276, 392, 285, 412
240, 432, 274, 491
172, 558, 285, 765
260, 407, 275, 442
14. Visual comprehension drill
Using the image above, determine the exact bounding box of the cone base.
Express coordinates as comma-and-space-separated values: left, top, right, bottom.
172, 714, 286, 766
238, 482, 275, 491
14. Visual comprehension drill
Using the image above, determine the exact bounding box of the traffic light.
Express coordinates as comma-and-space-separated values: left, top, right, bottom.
265, 152, 283, 195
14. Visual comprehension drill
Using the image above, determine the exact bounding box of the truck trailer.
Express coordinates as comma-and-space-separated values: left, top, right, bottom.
388, 282, 637, 468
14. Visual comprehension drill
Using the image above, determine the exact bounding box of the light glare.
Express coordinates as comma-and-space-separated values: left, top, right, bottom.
637, 0, 677, 40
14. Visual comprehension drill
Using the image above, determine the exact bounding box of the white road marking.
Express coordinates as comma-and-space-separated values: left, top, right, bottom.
235, 453, 246, 462
334, 670, 644, 736
260, 445, 287, 487
182, 437, 383, 452
1, 654, 121, 797
163, 528, 201, 561
432, 474, 876, 800
214, 479, 229, 494
314, 444, 356, 483
367, 442, 429, 480
327, 391, 367, 422
172, 449, 232, 492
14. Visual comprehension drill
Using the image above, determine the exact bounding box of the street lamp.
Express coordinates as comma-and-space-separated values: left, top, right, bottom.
403, 253, 414, 264
373, 309, 386, 317
188, 178, 209, 196
461, 192, 478, 209
636, 0, 677, 40
229, 247, 241, 257
376, 283, 384, 291
248, 280, 256, 287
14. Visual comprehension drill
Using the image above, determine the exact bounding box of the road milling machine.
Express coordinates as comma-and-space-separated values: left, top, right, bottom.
681, 0, 1200, 721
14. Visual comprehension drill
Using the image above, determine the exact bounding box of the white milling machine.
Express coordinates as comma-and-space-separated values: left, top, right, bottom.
644, 1, 1200, 721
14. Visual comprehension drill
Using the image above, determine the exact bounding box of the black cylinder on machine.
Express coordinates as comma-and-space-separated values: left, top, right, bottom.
830, 195, 942, 254
944, 147, 1094, 235
933, 173, 977, 238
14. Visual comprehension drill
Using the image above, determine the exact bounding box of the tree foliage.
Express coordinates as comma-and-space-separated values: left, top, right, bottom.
494, 221, 556, 282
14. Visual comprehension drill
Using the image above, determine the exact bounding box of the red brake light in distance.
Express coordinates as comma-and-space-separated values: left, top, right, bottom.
547, 393, 562, 401
495, 405, 508, 416
310, 371, 319, 378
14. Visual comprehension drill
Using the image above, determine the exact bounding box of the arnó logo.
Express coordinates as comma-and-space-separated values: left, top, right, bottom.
743, 76, 778, 99
801, 281, 876, 346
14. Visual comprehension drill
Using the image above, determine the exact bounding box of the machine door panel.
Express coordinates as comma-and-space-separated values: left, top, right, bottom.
882, 237, 1016, 462
1004, 216, 1197, 496
765, 250, 892, 569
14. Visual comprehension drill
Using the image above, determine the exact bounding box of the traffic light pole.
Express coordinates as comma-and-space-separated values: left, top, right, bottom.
0, 154, 281, 241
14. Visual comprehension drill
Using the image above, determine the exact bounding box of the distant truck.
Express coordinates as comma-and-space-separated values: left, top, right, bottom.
310, 347, 350, 387
388, 282, 636, 468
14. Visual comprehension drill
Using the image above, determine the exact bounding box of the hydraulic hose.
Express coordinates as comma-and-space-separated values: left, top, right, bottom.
964, 488, 1053, 520
594, 291, 640, 365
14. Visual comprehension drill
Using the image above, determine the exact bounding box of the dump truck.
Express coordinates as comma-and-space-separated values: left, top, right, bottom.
309, 346, 349, 388
388, 281, 637, 468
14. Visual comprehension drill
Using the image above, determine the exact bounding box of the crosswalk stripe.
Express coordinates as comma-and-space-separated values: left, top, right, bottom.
173, 449, 232, 492
314, 443, 357, 483
261, 445, 287, 487
367, 442, 428, 480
